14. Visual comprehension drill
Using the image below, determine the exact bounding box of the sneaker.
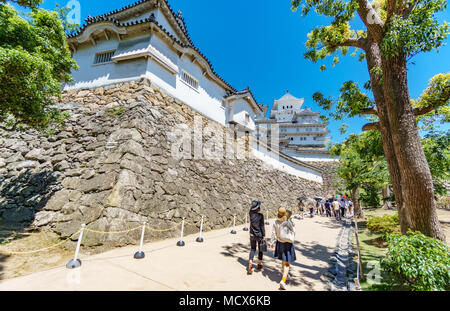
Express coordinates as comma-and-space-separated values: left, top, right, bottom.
279, 280, 287, 290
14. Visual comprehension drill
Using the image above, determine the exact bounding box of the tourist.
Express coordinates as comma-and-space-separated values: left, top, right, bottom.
339, 197, 346, 219
332, 199, 340, 220
348, 200, 354, 216
325, 199, 332, 217
247, 200, 266, 275
270, 208, 296, 290
296, 198, 304, 219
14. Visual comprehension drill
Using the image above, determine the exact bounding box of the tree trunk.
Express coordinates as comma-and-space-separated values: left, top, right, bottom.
351, 186, 363, 219
382, 54, 445, 241
364, 40, 407, 230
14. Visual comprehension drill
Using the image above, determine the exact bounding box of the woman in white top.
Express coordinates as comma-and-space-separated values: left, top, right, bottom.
270, 208, 296, 290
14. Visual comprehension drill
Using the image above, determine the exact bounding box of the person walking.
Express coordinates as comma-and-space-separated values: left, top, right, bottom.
332, 199, 340, 221
247, 201, 266, 275
339, 198, 346, 220
325, 199, 332, 217
270, 208, 296, 290
348, 200, 354, 216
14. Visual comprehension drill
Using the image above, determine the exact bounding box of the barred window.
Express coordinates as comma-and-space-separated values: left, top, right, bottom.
181, 70, 199, 90
94, 51, 115, 64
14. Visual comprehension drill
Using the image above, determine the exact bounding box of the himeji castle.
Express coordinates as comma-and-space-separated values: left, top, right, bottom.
255, 91, 335, 162
64, 0, 331, 181
65, 0, 263, 132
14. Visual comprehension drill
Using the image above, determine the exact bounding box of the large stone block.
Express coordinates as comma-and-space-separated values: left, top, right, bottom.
80, 172, 117, 193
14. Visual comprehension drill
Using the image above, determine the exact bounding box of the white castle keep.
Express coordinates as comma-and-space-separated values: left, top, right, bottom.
256, 91, 335, 162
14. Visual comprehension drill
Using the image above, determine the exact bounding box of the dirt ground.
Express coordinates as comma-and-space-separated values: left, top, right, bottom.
0, 215, 342, 291
1, 208, 448, 288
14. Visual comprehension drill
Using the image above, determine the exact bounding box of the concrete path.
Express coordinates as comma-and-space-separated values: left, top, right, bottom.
0, 215, 342, 291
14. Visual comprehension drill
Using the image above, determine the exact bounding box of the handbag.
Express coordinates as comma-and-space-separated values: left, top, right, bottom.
260, 239, 268, 253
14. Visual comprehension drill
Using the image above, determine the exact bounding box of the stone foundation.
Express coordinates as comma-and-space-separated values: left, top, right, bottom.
0, 79, 331, 248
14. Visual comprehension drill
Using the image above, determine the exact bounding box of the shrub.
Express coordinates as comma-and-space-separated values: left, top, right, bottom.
382, 231, 450, 291
367, 213, 400, 236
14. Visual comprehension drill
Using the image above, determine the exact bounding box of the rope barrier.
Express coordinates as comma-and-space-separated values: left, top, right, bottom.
1, 210, 280, 257
146, 221, 183, 233
0, 229, 82, 255
84, 226, 142, 235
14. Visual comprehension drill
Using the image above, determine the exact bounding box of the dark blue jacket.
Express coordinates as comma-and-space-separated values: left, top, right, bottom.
249, 211, 265, 238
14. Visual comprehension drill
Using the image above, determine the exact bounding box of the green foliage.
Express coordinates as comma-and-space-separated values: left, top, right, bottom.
359, 183, 382, 207
367, 213, 400, 236
415, 72, 450, 128
55, 2, 80, 34
0, 0, 41, 9
313, 81, 375, 121
107, 106, 126, 117
0, 4, 78, 131
382, 0, 449, 58
292, 0, 448, 125
382, 231, 450, 291
422, 130, 449, 196
339, 123, 349, 134
330, 130, 389, 197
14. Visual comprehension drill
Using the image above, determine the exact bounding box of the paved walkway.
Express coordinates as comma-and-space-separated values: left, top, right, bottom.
0, 215, 342, 291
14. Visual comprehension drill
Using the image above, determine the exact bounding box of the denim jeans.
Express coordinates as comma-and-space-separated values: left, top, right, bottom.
249, 236, 263, 261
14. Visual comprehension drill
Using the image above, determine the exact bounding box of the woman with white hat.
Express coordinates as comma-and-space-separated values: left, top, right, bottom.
270, 207, 297, 290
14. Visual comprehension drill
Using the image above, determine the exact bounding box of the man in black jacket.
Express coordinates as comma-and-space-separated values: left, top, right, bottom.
248, 200, 266, 275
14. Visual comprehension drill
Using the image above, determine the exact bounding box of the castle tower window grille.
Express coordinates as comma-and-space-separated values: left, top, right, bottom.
94, 50, 115, 64
181, 70, 199, 90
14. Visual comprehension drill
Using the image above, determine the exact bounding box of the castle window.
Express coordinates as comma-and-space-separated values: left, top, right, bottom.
181, 70, 199, 90
94, 50, 115, 64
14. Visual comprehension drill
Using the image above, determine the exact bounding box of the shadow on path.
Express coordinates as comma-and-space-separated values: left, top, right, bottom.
221, 242, 317, 290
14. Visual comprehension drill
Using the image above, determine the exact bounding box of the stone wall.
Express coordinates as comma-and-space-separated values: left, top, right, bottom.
0, 79, 328, 248
304, 161, 342, 197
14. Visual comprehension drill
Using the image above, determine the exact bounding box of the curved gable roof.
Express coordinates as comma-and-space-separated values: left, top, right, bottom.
87, 0, 192, 46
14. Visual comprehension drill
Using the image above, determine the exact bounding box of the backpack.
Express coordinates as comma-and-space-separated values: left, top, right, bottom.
279, 221, 295, 244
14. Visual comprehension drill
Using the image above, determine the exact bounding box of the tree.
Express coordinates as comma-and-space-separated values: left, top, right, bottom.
330, 131, 389, 217
292, 0, 449, 240
0, 0, 41, 9
0, 2, 78, 131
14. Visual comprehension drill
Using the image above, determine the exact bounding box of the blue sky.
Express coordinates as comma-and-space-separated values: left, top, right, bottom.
23, 0, 450, 143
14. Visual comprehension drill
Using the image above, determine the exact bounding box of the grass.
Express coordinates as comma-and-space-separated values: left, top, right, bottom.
353, 207, 450, 290
107, 105, 125, 117
354, 208, 394, 290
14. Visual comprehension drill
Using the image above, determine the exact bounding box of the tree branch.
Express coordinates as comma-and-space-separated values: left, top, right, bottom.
414, 85, 450, 116
386, 0, 397, 24
401, 0, 418, 18
361, 107, 378, 115
362, 122, 380, 131
355, 0, 385, 42
340, 37, 368, 50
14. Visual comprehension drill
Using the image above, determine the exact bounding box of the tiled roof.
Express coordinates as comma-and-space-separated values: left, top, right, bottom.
67, 12, 236, 92
86, 0, 193, 46
224, 87, 263, 113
